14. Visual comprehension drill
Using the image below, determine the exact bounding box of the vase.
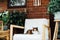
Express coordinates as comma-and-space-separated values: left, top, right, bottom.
54, 12, 60, 20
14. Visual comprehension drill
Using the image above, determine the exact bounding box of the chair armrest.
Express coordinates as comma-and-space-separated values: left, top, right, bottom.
10, 25, 24, 29
10, 25, 24, 40
44, 25, 51, 40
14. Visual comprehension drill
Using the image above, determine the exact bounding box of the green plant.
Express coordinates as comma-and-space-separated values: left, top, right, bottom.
8, 10, 27, 27
47, 0, 60, 14
0, 11, 9, 25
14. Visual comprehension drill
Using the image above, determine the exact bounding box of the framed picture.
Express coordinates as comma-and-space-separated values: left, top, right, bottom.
7, 0, 26, 8
0, 21, 3, 31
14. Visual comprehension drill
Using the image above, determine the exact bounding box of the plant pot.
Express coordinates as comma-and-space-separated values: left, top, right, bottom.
54, 12, 60, 20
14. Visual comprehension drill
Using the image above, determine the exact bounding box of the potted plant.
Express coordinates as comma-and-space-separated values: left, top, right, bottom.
48, 0, 60, 20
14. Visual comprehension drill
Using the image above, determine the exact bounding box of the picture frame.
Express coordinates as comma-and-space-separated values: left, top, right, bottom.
0, 21, 3, 31
33, 0, 41, 6
7, 0, 26, 8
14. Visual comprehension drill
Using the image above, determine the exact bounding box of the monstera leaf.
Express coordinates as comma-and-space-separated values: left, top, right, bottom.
2, 11, 9, 25
0, 13, 2, 20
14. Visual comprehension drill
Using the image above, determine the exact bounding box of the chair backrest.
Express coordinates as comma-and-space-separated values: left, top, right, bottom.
24, 18, 49, 34
0, 21, 3, 31
24, 18, 49, 40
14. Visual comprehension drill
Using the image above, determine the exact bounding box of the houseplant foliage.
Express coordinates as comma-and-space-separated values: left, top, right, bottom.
8, 10, 27, 28
48, 0, 60, 14
48, 0, 60, 19
0, 10, 27, 30
0, 10, 9, 25
0, 10, 9, 30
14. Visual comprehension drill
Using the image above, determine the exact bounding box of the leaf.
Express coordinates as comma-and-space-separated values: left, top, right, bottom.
47, 0, 60, 14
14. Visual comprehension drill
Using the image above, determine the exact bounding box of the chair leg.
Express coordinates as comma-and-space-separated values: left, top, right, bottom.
6, 36, 9, 40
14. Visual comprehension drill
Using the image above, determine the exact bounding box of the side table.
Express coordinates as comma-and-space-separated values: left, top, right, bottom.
53, 20, 60, 40
0, 30, 10, 40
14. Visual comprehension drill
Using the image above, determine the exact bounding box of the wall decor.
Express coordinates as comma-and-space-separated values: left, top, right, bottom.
7, 0, 26, 8
33, 0, 41, 6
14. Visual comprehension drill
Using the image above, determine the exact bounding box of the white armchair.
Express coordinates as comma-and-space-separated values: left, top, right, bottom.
10, 18, 51, 40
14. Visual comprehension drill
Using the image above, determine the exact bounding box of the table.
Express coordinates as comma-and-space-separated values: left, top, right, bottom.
0, 30, 10, 40
53, 20, 60, 40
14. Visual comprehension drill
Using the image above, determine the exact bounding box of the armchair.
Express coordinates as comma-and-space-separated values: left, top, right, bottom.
10, 18, 51, 40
